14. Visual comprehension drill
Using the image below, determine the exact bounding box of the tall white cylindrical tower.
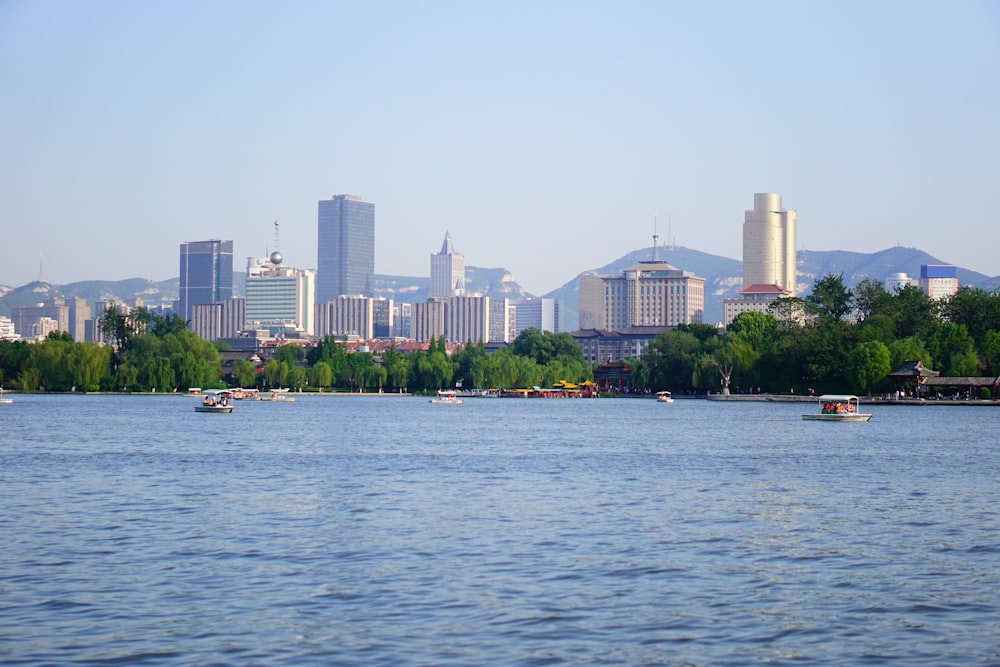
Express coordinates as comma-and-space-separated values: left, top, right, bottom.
742, 193, 796, 295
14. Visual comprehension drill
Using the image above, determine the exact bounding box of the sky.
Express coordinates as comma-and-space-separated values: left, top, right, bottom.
2, 1, 999, 296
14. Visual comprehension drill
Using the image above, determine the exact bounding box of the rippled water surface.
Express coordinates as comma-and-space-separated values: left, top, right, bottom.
1, 394, 998, 666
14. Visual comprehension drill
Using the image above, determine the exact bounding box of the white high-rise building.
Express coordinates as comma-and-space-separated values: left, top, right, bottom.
430, 231, 465, 298
742, 193, 797, 295
244, 251, 316, 335
514, 298, 562, 336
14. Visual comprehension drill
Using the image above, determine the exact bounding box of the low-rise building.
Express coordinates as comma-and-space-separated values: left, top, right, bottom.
722, 283, 791, 327
569, 326, 672, 365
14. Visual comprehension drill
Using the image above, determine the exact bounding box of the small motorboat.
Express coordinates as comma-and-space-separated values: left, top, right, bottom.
803, 394, 872, 422
656, 391, 674, 403
259, 389, 295, 402
195, 390, 234, 413
429, 390, 463, 405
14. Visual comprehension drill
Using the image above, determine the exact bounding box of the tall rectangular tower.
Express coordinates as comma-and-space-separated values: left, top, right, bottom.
179, 239, 234, 322
430, 231, 465, 298
317, 194, 375, 303
742, 193, 797, 295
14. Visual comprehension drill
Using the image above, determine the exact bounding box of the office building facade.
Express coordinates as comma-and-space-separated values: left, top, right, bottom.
245, 256, 316, 336
578, 261, 705, 332
179, 239, 234, 322
742, 193, 797, 295
190, 297, 245, 342
317, 194, 375, 302
430, 231, 465, 298
919, 264, 958, 301
413, 301, 446, 342
514, 298, 561, 336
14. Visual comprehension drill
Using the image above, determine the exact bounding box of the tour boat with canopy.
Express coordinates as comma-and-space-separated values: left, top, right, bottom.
803, 394, 872, 422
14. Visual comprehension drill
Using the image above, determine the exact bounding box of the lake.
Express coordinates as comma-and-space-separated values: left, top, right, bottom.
1, 394, 998, 666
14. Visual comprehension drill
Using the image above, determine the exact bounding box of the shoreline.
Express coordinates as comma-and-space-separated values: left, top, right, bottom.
5, 391, 999, 406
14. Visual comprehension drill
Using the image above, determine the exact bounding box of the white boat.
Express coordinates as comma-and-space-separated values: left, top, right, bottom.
429, 390, 463, 405
259, 389, 295, 402
803, 394, 872, 422
0, 389, 11, 404
195, 390, 234, 413
656, 391, 674, 403
231, 388, 260, 400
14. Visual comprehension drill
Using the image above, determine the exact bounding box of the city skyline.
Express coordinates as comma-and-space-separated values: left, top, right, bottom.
2, 2, 999, 294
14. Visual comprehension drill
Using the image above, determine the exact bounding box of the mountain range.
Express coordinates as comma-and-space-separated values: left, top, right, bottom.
2, 246, 997, 330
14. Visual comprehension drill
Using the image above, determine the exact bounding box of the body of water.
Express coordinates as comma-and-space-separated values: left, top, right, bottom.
1, 394, 998, 666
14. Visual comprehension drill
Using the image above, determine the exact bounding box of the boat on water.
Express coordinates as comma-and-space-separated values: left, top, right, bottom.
656, 391, 674, 403
259, 389, 295, 402
230, 388, 260, 400
0, 389, 11, 404
194, 390, 234, 413
429, 390, 463, 404
499, 380, 599, 398
803, 394, 872, 422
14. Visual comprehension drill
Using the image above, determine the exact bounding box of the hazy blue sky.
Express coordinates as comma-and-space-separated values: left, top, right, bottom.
2, 1, 998, 295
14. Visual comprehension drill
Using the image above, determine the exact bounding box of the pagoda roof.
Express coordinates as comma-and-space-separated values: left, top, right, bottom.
888, 360, 940, 379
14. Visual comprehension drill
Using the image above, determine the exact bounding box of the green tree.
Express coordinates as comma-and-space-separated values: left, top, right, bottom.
887, 336, 933, 370
927, 322, 979, 376
727, 311, 778, 351
274, 344, 305, 364
0, 340, 30, 389
642, 328, 703, 392
232, 359, 258, 388
939, 287, 1000, 347
28, 335, 74, 391
68, 342, 111, 390
852, 277, 893, 321
381, 346, 410, 391
980, 330, 1000, 376
262, 359, 286, 388
113, 363, 138, 391
17, 367, 41, 393
806, 273, 853, 322
892, 284, 938, 340
695, 334, 757, 395
857, 313, 896, 345
848, 340, 892, 394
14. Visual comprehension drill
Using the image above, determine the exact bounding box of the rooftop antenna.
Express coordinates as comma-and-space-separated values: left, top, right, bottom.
652, 213, 659, 262
269, 220, 283, 266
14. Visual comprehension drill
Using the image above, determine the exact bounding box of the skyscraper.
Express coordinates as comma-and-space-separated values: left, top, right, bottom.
317, 194, 375, 303
430, 231, 465, 298
178, 239, 234, 322
742, 193, 797, 295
